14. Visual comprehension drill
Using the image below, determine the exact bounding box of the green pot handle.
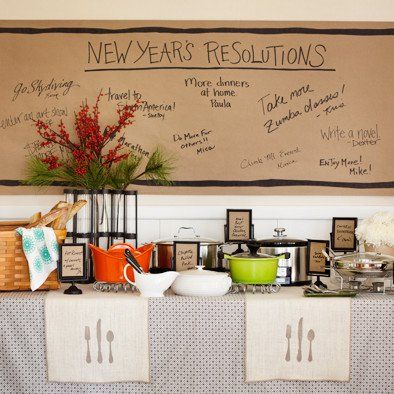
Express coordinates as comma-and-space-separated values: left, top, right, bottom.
275, 253, 290, 259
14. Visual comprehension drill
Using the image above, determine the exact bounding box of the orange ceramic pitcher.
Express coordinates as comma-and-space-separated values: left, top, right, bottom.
89, 243, 153, 283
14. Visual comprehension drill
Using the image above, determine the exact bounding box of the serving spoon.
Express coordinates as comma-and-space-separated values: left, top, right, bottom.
124, 249, 144, 274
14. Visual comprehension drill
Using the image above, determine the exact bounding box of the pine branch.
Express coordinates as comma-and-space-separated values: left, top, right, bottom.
132, 147, 175, 187
24, 156, 110, 189
25, 147, 175, 190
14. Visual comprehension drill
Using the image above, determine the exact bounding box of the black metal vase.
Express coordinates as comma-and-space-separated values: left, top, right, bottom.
64, 189, 138, 283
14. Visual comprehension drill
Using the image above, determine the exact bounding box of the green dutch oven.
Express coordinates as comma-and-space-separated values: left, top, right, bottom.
225, 243, 283, 285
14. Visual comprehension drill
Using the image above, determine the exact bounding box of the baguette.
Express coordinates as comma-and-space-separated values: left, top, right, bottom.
26, 207, 69, 229
55, 203, 73, 230
49, 201, 68, 212
29, 212, 41, 224
66, 200, 87, 223
48, 201, 68, 230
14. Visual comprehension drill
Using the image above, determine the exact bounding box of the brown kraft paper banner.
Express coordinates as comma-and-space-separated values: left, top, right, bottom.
0, 21, 393, 195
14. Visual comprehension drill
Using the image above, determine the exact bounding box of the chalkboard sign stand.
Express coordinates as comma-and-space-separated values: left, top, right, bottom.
64, 282, 83, 295
307, 240, 330, 290
232, 243, 244, 255
223, 224, 255, 254
312, 276, 328, 289
330, 218, 358, 253
58, 243, 88, 294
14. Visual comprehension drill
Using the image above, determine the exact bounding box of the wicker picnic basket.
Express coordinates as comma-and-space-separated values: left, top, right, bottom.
0, 222, 67, 291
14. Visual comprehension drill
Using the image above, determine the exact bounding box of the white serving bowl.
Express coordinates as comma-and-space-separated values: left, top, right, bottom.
171, 266, 232, 297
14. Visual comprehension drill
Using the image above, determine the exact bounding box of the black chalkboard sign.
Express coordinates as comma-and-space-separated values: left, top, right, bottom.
173, 241, 200, 272
307, 239, 330, 277
226, 209, 252, 242
331, 217, 358, 252
58, 243, 87, 294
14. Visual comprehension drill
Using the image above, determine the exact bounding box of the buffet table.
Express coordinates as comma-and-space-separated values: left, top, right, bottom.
0, 288, 393, 394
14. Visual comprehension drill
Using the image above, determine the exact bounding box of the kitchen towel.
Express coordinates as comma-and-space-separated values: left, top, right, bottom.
245, 287, 350, 382
16, 227, 59, 291
45, 286, 149, 383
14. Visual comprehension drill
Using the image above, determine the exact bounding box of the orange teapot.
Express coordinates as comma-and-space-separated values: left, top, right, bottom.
89, 243, 154, 283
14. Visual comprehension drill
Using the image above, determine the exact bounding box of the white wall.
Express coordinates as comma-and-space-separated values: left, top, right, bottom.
2, 0, 394, 21
1, 0, 393, 244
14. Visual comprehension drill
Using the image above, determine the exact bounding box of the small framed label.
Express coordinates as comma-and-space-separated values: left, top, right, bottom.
226, 209, 252, 242
173, 241, 200, 272
331, 217, 358, 252
307, 240, 330, 276
58, 243, 88, 282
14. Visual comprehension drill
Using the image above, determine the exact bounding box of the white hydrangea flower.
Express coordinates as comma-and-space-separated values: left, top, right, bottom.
355, 211, 394, 247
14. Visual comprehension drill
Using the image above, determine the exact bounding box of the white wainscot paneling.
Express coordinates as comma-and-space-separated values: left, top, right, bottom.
138, 196, 394, 221
158, 219, 226, 241
253, 219, 329, 240
275, 219, 333, 241
136, 196, 394, 243
0, 195, 393, 246
139, 219, 333, 244
137, 219, 160, 245
0, 195, 61, 220
158, 219, 279, 243
249, 219, 279, 240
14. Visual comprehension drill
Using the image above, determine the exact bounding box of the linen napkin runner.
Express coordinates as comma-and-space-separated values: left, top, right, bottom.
45, 286, 149, 383
16, 227, 59, 291
245, 287, 350, 382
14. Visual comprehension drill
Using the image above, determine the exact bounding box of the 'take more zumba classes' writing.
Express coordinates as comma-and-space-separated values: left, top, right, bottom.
86, 40, 328, 69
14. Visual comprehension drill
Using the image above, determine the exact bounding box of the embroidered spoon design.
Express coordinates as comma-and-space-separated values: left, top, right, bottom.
106, 330, 114, 364
307, 329, 315, 362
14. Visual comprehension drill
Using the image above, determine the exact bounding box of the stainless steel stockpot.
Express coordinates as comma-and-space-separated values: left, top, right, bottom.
152, 227, 222, 272
257, 227, 310, 285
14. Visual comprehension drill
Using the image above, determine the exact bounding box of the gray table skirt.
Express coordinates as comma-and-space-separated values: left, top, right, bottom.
0, 291, 393, 394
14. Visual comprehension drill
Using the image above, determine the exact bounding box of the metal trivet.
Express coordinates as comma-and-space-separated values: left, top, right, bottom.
93, 281, 136, 293
344, 284, 394, 295
331, 268, 394, 294
230, 283, 281, 294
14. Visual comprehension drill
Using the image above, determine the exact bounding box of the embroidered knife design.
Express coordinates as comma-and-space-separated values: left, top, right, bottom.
297, 317, 303, 362
285, 324, 291, 362
97, 319, 103, 364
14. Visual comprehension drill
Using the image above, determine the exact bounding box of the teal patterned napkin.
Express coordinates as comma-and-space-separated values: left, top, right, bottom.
16, 227, 59, 291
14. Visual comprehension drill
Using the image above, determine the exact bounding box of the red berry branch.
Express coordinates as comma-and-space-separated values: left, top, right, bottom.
34, 93, 140, 176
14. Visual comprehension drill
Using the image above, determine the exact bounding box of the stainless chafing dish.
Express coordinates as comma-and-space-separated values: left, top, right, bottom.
324, 249, 394, 278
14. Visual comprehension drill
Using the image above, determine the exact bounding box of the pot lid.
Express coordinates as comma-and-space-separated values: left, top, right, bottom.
257, 227, 307, 247
154, 227, 221, 245
333, 252, 394, 264
229, 252, 277, 259
179, 265, 229, 277
227, 243, 277, 259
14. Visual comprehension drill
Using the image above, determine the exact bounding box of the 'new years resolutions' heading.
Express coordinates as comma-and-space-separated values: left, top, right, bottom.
86, 40, 328, 70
